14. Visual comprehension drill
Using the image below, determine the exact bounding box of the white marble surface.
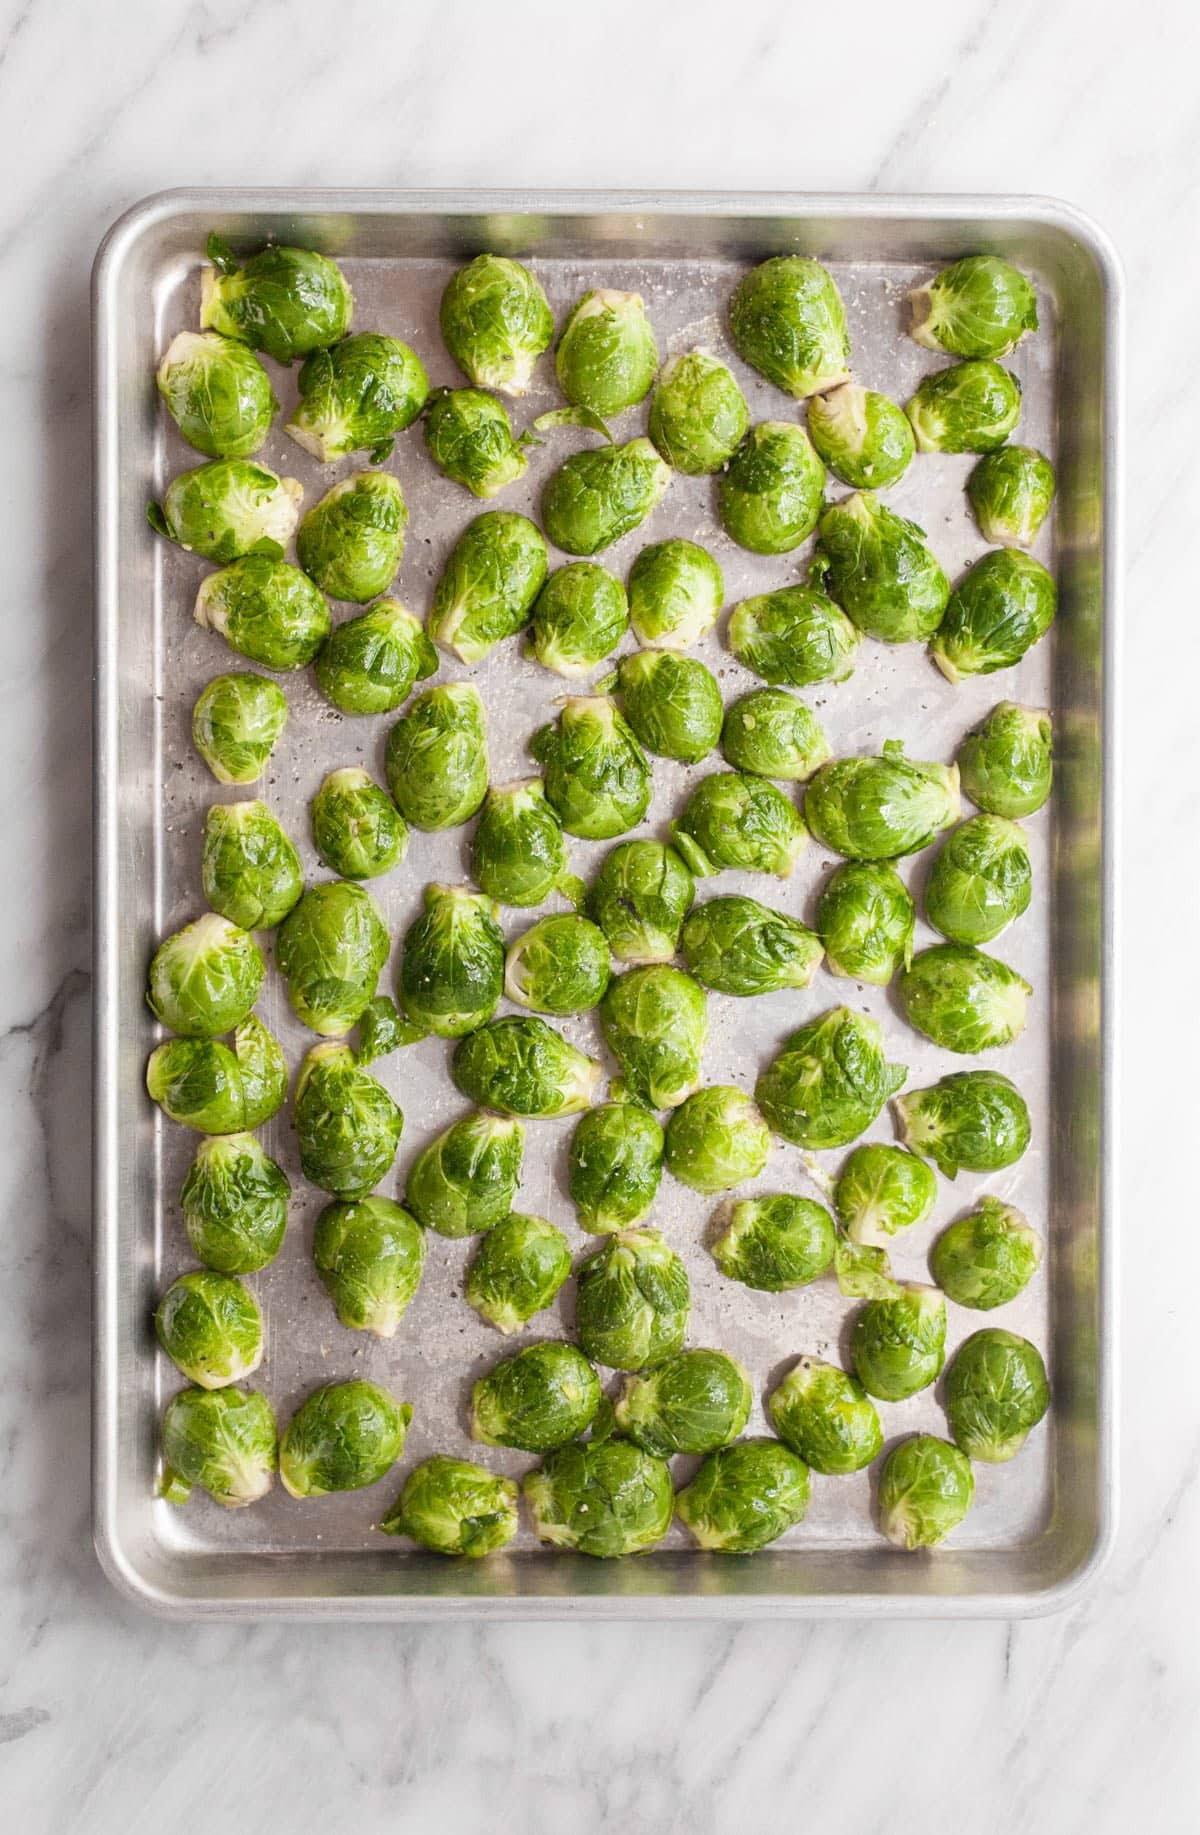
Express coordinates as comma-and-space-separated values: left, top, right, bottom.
1, 0, 1196, 1827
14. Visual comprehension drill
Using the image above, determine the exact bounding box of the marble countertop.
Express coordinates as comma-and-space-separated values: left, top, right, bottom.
2, 0, 1194, 1827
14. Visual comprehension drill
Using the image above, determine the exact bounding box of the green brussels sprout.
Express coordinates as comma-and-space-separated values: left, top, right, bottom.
385, 683, 489, 831
925, 815, 1032, 945
720, 688, 829, 782
280, 1379, 411, 1497
405, 1110, 523, 1238
756, 1007, 906, 1150
672, 771, 808, 879
767, 1358, 883, 1475
428, 511, 548, 663
452, 1015, 602, 1118
568, 1100, 664, 1233
575, 1228, 690, 1370
156, 331, 277, 460
465, 1211, 572, 1334
815, 492, 950, 644
648, 349, 750, 474
931, 549, 1057, 682
613, 652, 723, 764
146, 1015, 287, 1134
471, 1341, 601, 1451
967, 446, 1056, 547
806, 382, 914, 490
293, 1042, 404, 1199
627, 538, 724, 650
194, 557, 332, 671
312, 1195, 425, 1336
398, 883, 504, 1039
530, 696, 651, 840
201, 237, 353, 363
587, 840, 694, 963
598, 964, 708, 1109
805, 743, 960, 860
878, 1434, 975, 1549
296, 470, 407, 603
276, 880, 389, 1035
310, 767, 407, 881
146, 913, 264, 1038
194, 810, 288, 938
898, 943, 1031, 1053
816, 860, 915, 984
504, 914, 611, 1017
149, 461, 303, 563
680, 895, 822, 998
526, 562, 629, 676
834, 1142, 937, 1247
180, 1131, 290, 1272
718, 423, 825, 555
155, 1271, 263, 1389
286, 333, 428, 462
895, 1068, 1031, 1178
440, 254, 554, 395
422, 386, 529, 497
616, 1349, 752, 1456
909, 255, 1038, 360
664, 1086, 770, 1194
851, 1282, 946, 1401
556, 290, 658, 417
944, 1328, 1050, 1463
540, 437, 671, 556
159, 1385, 276, 1508
314, 597, 438, 715
676, 1437, 810, 1553
906, 360, 1021, 454
192, 672, 288, 784
930, 1196, 1043, 1311
524, 1438, 673, 1557
957, 703, 1052, 819
379, 1456, 519, 1556
727, 582, 860, 688
471, 778, 576, 908
711, 1193, 836, 1291
729, 256, 850, 398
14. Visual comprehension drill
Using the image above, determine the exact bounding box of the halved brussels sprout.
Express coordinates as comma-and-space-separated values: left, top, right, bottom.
576, 1227, 690, 1370
471, 779, 576, 909
851, 1282, 946, 1401
878, 1434, 975, 1549
648, 349, 750, 473
898, 943, 1031, 1053
452, 1015, 601, 1118
627, 539, 724, 650
504, 914, 611, 1017
834, 1142, 937, 1247
906, 360, 1021, 454
156, 330, 277, 459
894, 1068, 1031, 1178
720, 688, 829, 781
672, 771, 807, 879
755, 1007, 906, 1150
398, 883, 504, 1039
440, 254, 554, 395
312, 1195, 425, 1336
931, 549, 1057, 682
711, 1193, 836, 1292
815, 492, 950, 644
296, 471, 407, 603
967, 445, 1056, 547
930, 1196, 1043, 1311
159, 1385, 276, 1508
280, 1379, 411, 1497
614, 651, 723, 764
556, 290, 658, 417
816, 860, 915, 984
427, 511, 548, 663
616, 1349, 752, 1457
195, 556, 331, 670
767, 1357, 883, 1475
405, 1110, 523, 1238
526, 562, 629, 676
957, 703, 1053, 818
276, 880, 390, 1036
587, 840, 694, 963
425, 386, 529, 498
149, 461, 302, 563
718, 423, 825, 554
807, 382, 914, 490
926, 815, 1032, 944
530, 696, 651, 840
676, 1437, 810, 1553
681, 895, 822, 997
909, 255, 1038, 359
805, 743, 960, 860
729, 256, 850, 397
540, 437, 671, 556
465, 1211, 572, 1334
202, 803, 303, 932
568, 1100, 664, 1233
155, 1271, 263, 1389
286, 334, 428, 462
146, 1015, 287, 1134
471, 1341, 601, 1451
180, 1131, 290, 1272
599, 964, 707, 1109
200, 238, 352, 363
147, 913, 264, 1038
293, 1042, 404, 1199
310, 767, 407, 880
314, 597, 437, 715
727, 582, 860, 688
385, 683, 489, 830
945, 1328, 1050, 1462
524, 1439, 673, 1557
664, 1086, 770, 1194
379, 1456, 519, 1556
192, 672, 288, 784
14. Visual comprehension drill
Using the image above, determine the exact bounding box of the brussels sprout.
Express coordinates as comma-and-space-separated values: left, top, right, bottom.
530, 696, 651, 841
627, 539, 724, 650
159, 1385, 277, 1508
834, 1142, 937, 1247
440, 254, 554, 395
926, 815, 1032, 945
613, 652, 723, 764
599, 964, 707, 1109
526, 562, 629, 677
931, 549, 1057, 683
471, 779, 575, 908
385, 683, 489, 831
194, 557, 332, 672
664, 1086, 770, 1194
895, 1068, 1031, 1178
680, 895, 822, 998
427, 512, 548, 663
906, 360, 1021, 454
672, 771, 807, 879
146, 1015, 287, 1134
945, 1328, 1050, 1463
276, 880, 389, 1036
805, 744, 960, 860
471, 1341, 601, 1451
816, 860, 915, 984
878, 1434, 975, 1549
398, 883, 503, 1040
465, 1211, 572, 1334
310, 767, 407, 882
504, 914, 611, 1017
405, 1110, 523, 1238
312, 1195, 425, 1336
314, 597, 438, 715
676, 1437, 810, 1553
155, 1271, 263, 1389
967, 446, 1056, 548
909, 255, 1038, 360
568, 1101, 664, 1233
556, 290, 658, 417
146, 913, 264, 1038
957, 703, 1053, 819
718, 423, 825, 555
525, 1438, 672, 1556
286, 334, 428, 462
180, 1131, 290, 1272
192, 673, 288, 785
293, 1042, 403, 1199
587, 840, 694, 964
755, 1007, 906, 1150
851, 1282, 946, 1401
930, 1196, 1043, 1310
648, 348, 750, 473
576, 1228, 690, 1371
379, 1456, 519, 1556
729, 256, 850, 398
711, 1194, 837, 1292
452, 1015, 602, 1118
767, 1358, 883, 1475
280, 1379, 411, 1497
296, 470, 407, 604
806, 382, 914, 490
720, 688, 829, 782
727, 582, 860, 688
541, 437, 671, 556
201, 237, 353, 363
156, 331, 277, 460
898, 943, 1031, 1053
422, 386, 529, 498
149, 461, 303, 563
815, 492, 950, 644
616, 1349, 752, 1457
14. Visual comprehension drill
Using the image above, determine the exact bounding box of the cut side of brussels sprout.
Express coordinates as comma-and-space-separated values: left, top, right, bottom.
815, 492, 950, 644
599, 964, 708, 1110
614, 651, 723, 764
729, 256, 850, 397
894, 1068, 1031, 1179
471, 778, 576, 909
925, 814, 1032, 945
909, 255, 1038, 360
711, 1193, 837, 1292
931, 550, 1057, 683
293, 1042, 404, 1199
286, 333, 428, 462
471, 1341, 601, 1451
807, 382, 914, 490
150, 461, 303, 564
310, 767, 407, 881
906, 359, 1021, 454
851, 1282, 946, 1401
427, 511, 548, 663
681, 894, 823, 997
405, 1110, 523, 1239
967, 445, 1056, 547
385, 683, 489, 831
504, 914, 611, 1017
930, 1197, 1043, 1311
201, 238, 353, 363
720, 688, 829, 782
156, 330, 278, 460
755, 1007, 906, 1150
312, 1195, 425, 1337
530, 696, 651, 841
540, 438, 671, 556
524, 1439, 673, 1557
180, 1131, 290, 1273
816, 860, 915, 984
452, 1015, 602, 1118
664, 1086, 770, 1194
719, 423, 826, 554
280, 1379, 411, 1497
379, 1456, 519, 1557
314, 597, 438, 716
676, 1437, 811, 1553
727, 583, 860, 688
878, 1434, 974, 1549
834, 1142, 937, 1247
575, 1228, 690, 1371
146, 1015, 287, 1134
465, 1211, 572, 1335
155, 1271, 263, 1390
398, 883, 504, 1039
587, 840, 694, 964
297, 470, 407, 603
526, 562, 629, 677
898, 943, 1031, 1053
192, 672, 288, 784
568, 1101, 665, 1234
957, 703, 1053, 818
944, 1328, 1050, 1462
276, 880, 390, 1036
616, 1349, 752, 1457
627, 538, 724, 650
767, 1357, 883, 1475
159, 1384, 277, 1508
440, 255, 554, 396
556, 289, 658, 417
649, 349, 750, 474
672, 771, 808, 879
146, 912, 264, 1038
805, 744, 960, 860
423, 387, 531, 498
194, 556, 332, 671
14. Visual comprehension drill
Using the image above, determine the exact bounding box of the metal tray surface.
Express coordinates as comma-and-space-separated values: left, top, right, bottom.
94, 191, 1119, 1617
